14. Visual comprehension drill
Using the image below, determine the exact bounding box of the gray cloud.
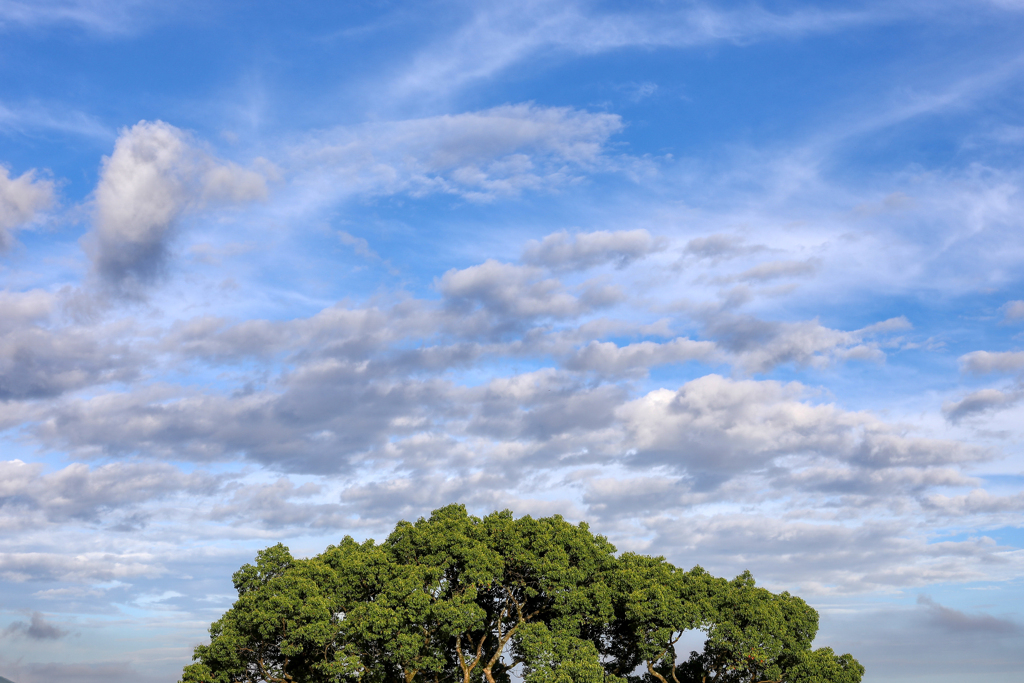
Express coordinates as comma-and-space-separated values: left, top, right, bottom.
0, 551, 163, 583
917, 595, 1020, 634
438, 260, 615, 327
770, 464, 979, 498
923, 489, 1024, 515
959, 350, 1024, 374
24, 288, 962, 506
719, 258, 821, 284
684, 233, 767, 262
617, 374, 983, 487
0, 165, 55, 250
521, 229, 666, 271
207, 477, 345, 529
942, 387, 1022, 422
640, 514, 1018, 594
0, 290, 139, 401
0, 212, 999, 617
3, 611, 69, 640
465, 369, 626, 445
705, 314, 902, 373
1001, 299, 1024, 322
87, 120, 267, 294
0, 324, 138, 401
1, 7, 1023, 678
562, 337, 719, 376
0, 460, 220, 527
35, 372, 456, 473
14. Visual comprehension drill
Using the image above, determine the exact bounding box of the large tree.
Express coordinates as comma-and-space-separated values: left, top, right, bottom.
181, 505, 862, 683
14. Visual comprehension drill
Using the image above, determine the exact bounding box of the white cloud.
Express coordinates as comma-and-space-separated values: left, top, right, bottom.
684, 234, 767, 262
923, 489, 1024, 515
643, 513, 1022, 594
1002, 300, 1024, 322
0, 289, 53, 329
293, 103, 623, 203
438, 259, 600, 322
0, 165, 55, 249
207, 477, 344, 529
522, 229, 666, 271
0, 550, 163, 583
0, 460, 219, 527
0, 0, 168, 34
0, 290, 140, 401
87, 120, 268, 293
563, 337, 719, 376
617, 374, 982, 485
0, 99, 112, 139
719, 258, 821, 283
391, 0, 879, 102
943, 387, 1022, 422
959, 350, 1024, 374
706, 315, 896, 374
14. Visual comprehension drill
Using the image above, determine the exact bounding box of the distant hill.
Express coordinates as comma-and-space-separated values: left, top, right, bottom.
0, 676, 16, 683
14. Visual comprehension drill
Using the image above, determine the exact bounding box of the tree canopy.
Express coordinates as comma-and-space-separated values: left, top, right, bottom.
181, 504, 863, 683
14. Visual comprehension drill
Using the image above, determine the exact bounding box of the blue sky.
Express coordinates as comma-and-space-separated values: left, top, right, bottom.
1, 1, 1024, 681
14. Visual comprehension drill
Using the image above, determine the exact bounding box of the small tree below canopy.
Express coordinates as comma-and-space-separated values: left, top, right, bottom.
181, 505, 863, 683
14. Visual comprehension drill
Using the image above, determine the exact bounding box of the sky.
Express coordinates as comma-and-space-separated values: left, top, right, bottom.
0, 1, 1023, 681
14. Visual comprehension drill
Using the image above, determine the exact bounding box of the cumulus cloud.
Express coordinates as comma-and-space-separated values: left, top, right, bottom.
0, 225, 999, 618
22, 282, 956, 506
295, 103, 623, 202
207, 477, 345, 529
705, 314, 905, 373
719, 258, 821, 284
4, 5, 1024, 679
0, 288, 53, 328
958, 350, 1024, 374
1001, 300, 1024, 322
34, 369, 455, 472
87, 120, 267, 293
0, 324, 138, 400
684, 233, 766, 262
465, 368, 626, 445
562, 337, 719, 376
521, 229, 666, 271
770, 464, 978, 499
439, 259, 613, 325
0, 550, 163, 583
923, 489, 1024, 515
0, 165, 55, 249
642, 514, 1019, 594
0, 290, 139, 400
942, 387, 1022, 422
0, 460, 219, 527
617, 374, 981, 487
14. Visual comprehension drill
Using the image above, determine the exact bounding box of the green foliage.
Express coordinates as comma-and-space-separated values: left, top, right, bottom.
787, 648, 866, 683
517, 623, 613, 683
181, 505, 862, 683
674, 571, 821, 683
